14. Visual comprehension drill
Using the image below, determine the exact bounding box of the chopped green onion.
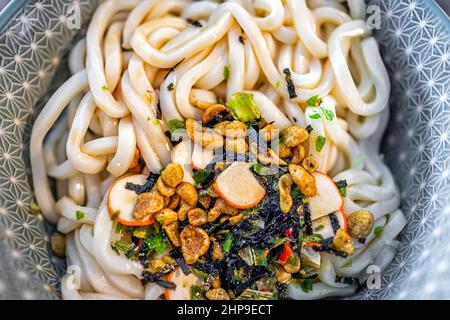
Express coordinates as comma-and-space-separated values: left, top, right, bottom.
192, 268, 209, 278
339, 186, 347, 197
227, 92, 261, 123
315, 135, 326, 152
308, 112, 321, 120
101, 85, 109, 91
319, 105, 335, 121
75, 210, 85, 221
222, 234, 233, 253
306, 95, 319, 106
168, 119, 186, 132
223, 65, 230, 80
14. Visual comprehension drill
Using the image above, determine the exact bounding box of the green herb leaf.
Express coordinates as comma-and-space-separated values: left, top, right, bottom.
144, 230, 170, 254
319, 106, 335, 121
303, 234, 324, 244
223, 234, 233, 253
112, 240, 133, 254
168, 119, 186, 133
374, 226, 384, 237
300, 279, 313, 293
314, 224, 324, 232
132, 227, 151, 239
190, 285, 207, 300
75, 210, 85, 221
308, 112, 321, 120
192, 268, 209, 278
193, 170, 212, 186
339, 186, 347, 197
305, 125, 313, 134
291, 186, 303, 199
315, 135, 326, 152
223, 65, 230, 80
306, 95, 319, 106
227, 93, 261, 123
341, 259, 353, 269
101, 85, 109, 91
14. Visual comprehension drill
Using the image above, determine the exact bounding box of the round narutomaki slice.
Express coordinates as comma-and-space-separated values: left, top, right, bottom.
107, 174, 155, 226
213, 162, 266, 209
164, 267, 202, 300
308, 171, 344, 221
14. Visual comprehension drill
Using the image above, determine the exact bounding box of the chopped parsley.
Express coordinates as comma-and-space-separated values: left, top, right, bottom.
144, 230, 170, 254
152, 119, 160, 126
374, 226, 384, 237
168, 119, 186, 132
315, 135, 326, 152
112, 240, 133, 254
223, 65, 230, 80
193, 169, 212, 186
75, 210, 85, 221
300, 279, 313, 293
305, 125, 314, 133
101, 85, 109, 91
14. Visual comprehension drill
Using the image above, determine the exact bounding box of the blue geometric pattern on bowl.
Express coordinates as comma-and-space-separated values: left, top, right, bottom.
0, 0, 449, 299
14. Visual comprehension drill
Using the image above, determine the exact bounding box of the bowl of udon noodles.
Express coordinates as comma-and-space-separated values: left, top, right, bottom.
0, 0, 449, 300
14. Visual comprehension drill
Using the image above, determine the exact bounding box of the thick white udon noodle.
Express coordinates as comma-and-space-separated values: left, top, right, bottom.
30, 0, 406, 300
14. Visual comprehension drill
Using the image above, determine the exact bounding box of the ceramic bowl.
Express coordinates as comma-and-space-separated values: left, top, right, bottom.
0, 0, 449, 299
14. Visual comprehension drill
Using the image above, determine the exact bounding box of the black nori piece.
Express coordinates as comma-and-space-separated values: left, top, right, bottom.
283, 68, 297, 99
125, 173, 159, 194
329, 212, 340, 233
186, 18, 203, 28
302, 203, 313, 235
